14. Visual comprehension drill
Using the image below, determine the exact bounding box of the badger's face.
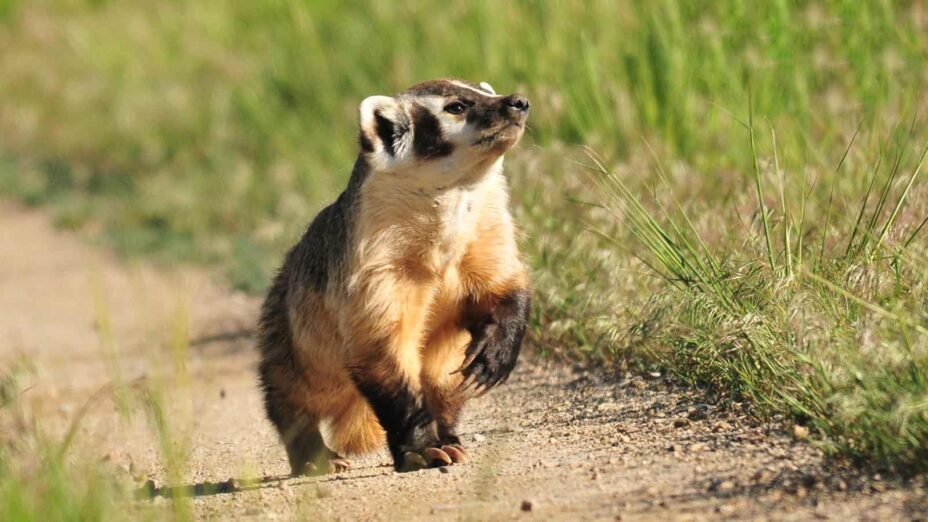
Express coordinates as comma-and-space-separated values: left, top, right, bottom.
358, 79, 529, 180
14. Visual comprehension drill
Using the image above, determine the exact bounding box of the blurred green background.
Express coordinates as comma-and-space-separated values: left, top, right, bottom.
1, 0, 925, 290
2, 0, 928, 473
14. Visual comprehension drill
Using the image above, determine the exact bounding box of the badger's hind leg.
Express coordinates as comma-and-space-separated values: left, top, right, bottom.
258, 278, 351, 476
277, 405, 347, 476
326, 390, 385, 457
260, 366, 349, 476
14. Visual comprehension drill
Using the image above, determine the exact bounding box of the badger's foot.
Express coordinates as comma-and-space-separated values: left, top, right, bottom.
292, 454, 352, 477
398, 444, 467, 472
328, 456, 352, 473
441, 444, 467, 463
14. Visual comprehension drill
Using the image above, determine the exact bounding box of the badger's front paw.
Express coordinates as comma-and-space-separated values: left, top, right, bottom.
458, 323, 520, 395
457, 289, 531, 396
398, 444, 467, 472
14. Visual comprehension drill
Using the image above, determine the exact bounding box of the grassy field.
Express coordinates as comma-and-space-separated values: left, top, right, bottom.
2, 0, 928, 515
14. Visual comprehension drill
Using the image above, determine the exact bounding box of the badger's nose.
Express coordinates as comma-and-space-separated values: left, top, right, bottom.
504, 95, 530, 113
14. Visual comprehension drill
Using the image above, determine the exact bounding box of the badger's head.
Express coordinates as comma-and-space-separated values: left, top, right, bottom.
357, 79, 529, 183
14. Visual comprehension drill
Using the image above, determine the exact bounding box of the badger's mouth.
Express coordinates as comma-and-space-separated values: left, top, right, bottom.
471, 123, 525, 150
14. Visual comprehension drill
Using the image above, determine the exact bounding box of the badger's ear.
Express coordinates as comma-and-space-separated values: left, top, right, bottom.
358, 95, 410, 162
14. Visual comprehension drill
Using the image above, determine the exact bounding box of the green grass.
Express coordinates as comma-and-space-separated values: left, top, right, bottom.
588, 125, 928, 471
0, 361, 124, 521
2, 0, 925, 289
1, 0, 927, 511
0, 293, 206, 521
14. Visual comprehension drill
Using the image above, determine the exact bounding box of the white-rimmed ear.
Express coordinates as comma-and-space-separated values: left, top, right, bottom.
358, 95, 410, 166
478, 81, 496, 95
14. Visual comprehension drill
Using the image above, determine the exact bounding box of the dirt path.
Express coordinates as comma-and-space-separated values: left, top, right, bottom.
1, 202, 925, 521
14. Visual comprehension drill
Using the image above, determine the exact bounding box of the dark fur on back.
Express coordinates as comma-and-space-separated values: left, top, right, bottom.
283, 156, 370, 293
257, 157, 370, 462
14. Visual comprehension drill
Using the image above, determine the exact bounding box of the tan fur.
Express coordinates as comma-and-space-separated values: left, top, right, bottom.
283, 164, 526, 456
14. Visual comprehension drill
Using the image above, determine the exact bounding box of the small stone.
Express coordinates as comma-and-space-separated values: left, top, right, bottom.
439, 466, 450, 474
793, 425, 810, 440
687, 408, 707, 421
520, 500, 533, 512
712, 421, 731, 432
751, 469, 774, 483
473, 433, 486, 443
220, 389, 227, 399
673, 418, 689, 428
689, 443, 706, 453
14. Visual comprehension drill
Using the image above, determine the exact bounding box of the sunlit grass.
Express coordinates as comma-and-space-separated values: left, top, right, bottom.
587, 119, 928, 471
0, 361, 126, 521
1, 0, 926, 290
1, 279, 210, 521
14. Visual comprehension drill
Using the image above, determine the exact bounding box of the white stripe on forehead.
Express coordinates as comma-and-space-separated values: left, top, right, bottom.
449, 80, 502, 98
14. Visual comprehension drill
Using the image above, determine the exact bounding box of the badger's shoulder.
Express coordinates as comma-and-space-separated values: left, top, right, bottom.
284, 158, 372, 292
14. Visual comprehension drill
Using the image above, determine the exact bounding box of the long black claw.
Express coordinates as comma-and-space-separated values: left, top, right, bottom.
458, 373, 479, 394
459, 341, 486, 373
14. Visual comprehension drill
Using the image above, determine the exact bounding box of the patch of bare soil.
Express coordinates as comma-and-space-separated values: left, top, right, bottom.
1, 202, 925, 521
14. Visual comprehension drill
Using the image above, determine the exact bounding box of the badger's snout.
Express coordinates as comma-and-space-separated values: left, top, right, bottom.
501, 94, 530, 125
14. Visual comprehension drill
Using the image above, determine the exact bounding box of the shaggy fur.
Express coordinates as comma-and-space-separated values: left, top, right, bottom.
258, 79, 531, 474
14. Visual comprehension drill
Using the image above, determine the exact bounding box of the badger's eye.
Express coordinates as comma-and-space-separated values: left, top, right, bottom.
444, 101, 468, 115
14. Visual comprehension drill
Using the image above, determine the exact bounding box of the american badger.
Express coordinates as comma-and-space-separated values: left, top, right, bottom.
258, 79, 531, 474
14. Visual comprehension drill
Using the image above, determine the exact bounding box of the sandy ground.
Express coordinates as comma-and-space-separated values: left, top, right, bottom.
1, 201, 926, 521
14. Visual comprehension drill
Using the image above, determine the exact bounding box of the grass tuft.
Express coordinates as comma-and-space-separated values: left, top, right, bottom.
590, 126, 928, 472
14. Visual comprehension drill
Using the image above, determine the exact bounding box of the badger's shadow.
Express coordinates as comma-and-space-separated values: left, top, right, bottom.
135, 474, 284, 500
135, 465, 393, 500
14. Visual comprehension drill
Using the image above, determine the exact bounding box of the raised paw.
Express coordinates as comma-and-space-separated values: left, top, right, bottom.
398, 445, 466, 472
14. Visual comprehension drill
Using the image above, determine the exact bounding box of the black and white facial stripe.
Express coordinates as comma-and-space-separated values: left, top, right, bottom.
357, 79, 527, 167
411, 104, 454, 159
374, 110, 398, 157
